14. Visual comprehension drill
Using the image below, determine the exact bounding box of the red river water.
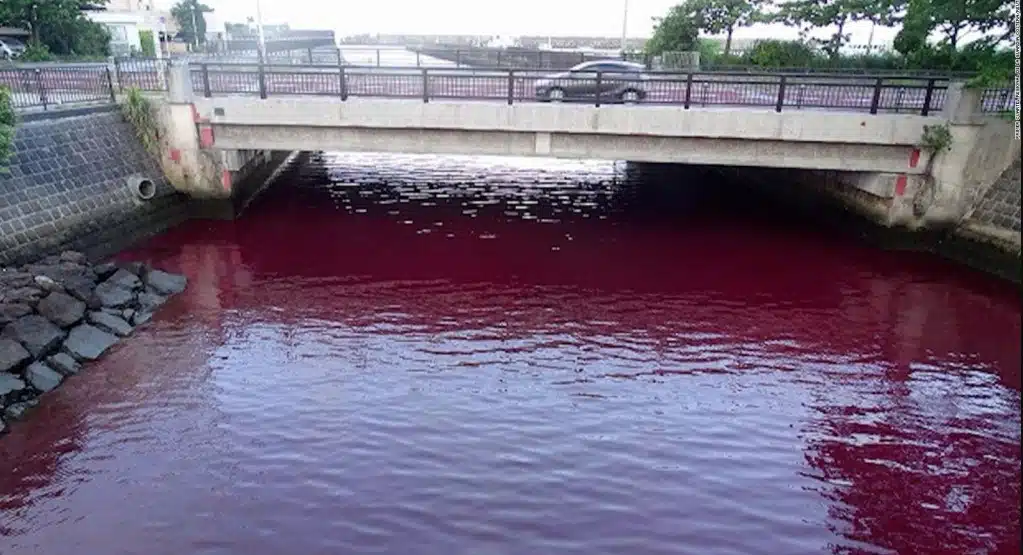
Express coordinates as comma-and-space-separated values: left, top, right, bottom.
1, 154, 1020, 555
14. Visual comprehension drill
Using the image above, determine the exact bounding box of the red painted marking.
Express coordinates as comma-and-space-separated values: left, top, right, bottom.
909, 149, 920, 169
199, 126, 215, 148
895, 175, 908, 196
169, 148, 181, 163
221, 170, 232, 192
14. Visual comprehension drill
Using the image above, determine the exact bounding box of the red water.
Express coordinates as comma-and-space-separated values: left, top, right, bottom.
1, 154, 1020, 555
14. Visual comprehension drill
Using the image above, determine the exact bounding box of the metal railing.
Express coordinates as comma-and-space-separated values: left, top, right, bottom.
979, 85, 1015, 113
0, 65, 116, 111
191, 63, 960, 115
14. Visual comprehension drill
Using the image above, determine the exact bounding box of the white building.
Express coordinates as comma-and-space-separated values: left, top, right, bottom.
83, 0, 176, 56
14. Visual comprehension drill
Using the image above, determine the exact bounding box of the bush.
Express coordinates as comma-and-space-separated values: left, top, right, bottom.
139, 30, 156, 57
742, 40, 821, 68
21, 42, 54, 62
0, 86, 16, 173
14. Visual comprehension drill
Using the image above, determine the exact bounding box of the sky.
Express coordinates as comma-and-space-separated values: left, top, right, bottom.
153, 0, 899, 46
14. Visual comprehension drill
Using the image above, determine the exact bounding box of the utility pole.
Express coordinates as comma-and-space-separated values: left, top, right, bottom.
190, 3, 199, 50
620, 0, 630, 56
255, 0, 267, 63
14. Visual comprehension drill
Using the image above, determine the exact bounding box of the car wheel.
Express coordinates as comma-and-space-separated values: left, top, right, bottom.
620, 90, 642, 104
547, 88, 566, 102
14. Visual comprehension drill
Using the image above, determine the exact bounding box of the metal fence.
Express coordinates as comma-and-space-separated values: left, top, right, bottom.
0, 65, 115, 111
979, 86, 1015, 113
191, 64, 963, 115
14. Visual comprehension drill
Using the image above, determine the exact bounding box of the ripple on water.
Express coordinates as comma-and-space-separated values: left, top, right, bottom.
1, 152, 1019, 555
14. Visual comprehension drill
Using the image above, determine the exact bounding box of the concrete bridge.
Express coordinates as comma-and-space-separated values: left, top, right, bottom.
152, 62, 1017, 230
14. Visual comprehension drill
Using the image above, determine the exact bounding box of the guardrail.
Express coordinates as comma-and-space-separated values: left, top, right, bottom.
191, 63, 960, 115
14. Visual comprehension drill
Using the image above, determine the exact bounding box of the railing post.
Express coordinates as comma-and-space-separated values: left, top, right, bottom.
376, 49, 381, 67
422, 68, 429, 103
416, 51, 421, 67
684, 72, 693, 109
105, 67, 117, 103
339, 66, 348, 101
34, 69, 47, 111
455, 49, 461, 68
201, 63, 211, 98
869, 77, 883, 114
595, 71, 602, 107
507, 70, 515, 105
113, 57, 122, 92
921, 78, 936, 116
258, 60, 267, 99
307, 47, 314, 63
775, 75, 787, 113
497, 50, 502, 67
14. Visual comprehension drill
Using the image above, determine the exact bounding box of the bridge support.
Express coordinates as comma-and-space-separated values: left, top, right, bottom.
155, 63, 289, 213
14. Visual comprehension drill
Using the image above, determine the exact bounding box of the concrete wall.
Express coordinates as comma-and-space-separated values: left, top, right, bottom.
958, 153, 1022, 253
195, 97, 934, 175
0, 109, 191, 265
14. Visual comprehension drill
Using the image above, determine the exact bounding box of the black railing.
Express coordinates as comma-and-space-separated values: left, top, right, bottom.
979, 85, 1015, 113
114, 57, 170, 91
0, 65, 116, 110
193, 63, 964, 115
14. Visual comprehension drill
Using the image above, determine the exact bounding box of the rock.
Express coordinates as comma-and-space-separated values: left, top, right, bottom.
0, 373, 26, 397
118, 261, 149, 279
145, 270, 188, 296
0, 303, 33, 325
137, 291, 167, 313
26, 362, 63, 392
62, 275, 98, 305
0, 339, 32, 373
122, 308, 136, 322
0, 271, 34, 289
63, 324, 119, 361
93, 280, 135, 309
37, 292, 87, 328
3, 399, 38, 421
93, 262, 118, 281
105, 269, 143, 291
60, 251, 89, 265
33, 275, 65, 293
3, 314, 65, 358
5, 286, 45, 307
47, 352, 82, 376
132, 311, 153, 326
87, 311, 133, 337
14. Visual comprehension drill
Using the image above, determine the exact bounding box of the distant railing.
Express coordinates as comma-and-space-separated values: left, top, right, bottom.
0, 64, 115, 111
190, 63, 958, 115
979, 85, 1015, 114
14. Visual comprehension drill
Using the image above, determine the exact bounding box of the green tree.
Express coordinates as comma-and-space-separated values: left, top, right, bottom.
893, 0, 931, 56
0, 0, 110, 56
171, 0, 213, 47
689, 0, 767, 57
927, 0, 1013, 51
645, 1, 702, 55
0, 85, 15, 173
772, 0, 901, 59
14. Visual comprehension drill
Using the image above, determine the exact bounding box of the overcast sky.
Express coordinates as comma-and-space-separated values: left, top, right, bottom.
154, 0, 897, 45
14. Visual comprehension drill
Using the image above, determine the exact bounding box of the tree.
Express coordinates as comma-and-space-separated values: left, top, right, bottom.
689, 0, 766, 57
928, 0, 1013, 51
645, 1, 702, 55
171, 0, 213, 47
772, 0, 901, 59
0, 0, 111, 56
893, 0, 931, 56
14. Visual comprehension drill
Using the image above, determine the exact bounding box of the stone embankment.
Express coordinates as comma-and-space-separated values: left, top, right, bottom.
0, 251, 187, 433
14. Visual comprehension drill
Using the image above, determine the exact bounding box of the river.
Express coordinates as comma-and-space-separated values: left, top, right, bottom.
1, 153, 1020, 555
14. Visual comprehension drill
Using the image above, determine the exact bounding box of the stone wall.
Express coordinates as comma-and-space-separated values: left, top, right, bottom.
0, 108, 192, 266
968, 157, 1022, 235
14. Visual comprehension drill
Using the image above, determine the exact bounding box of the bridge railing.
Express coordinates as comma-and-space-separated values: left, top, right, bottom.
189, 63, 971, 115
0, 64, 116, 111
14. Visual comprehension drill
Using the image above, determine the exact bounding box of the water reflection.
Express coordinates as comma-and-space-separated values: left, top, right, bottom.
1, 152, 1018, 555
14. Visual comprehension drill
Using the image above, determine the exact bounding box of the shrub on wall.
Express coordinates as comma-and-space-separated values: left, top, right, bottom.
0, 85, 16, 173
121, 87, 159, 154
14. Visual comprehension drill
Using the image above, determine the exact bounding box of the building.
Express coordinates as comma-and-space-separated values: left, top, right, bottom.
82, 0, 177, 56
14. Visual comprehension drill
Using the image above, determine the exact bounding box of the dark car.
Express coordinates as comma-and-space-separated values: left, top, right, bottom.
534, 60, 648, 103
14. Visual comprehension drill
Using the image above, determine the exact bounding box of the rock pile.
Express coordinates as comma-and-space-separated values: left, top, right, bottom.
1, 251, 187, 435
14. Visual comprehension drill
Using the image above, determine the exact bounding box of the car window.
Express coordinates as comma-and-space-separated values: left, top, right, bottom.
594, 62, 640, 73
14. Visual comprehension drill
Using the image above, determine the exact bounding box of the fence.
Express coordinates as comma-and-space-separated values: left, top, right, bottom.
0, 65, 116, 111
191, 64, 963, 115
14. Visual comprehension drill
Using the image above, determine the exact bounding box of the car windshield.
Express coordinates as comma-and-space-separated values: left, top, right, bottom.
1, 38, 26, 48
569, 61, 640, 73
